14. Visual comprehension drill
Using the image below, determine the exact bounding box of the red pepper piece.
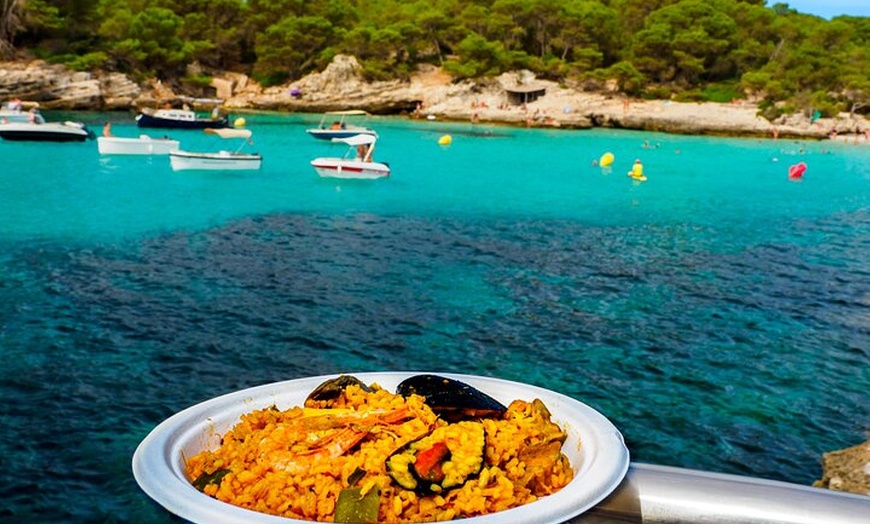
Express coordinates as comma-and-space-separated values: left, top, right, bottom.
413, 441, 450, 483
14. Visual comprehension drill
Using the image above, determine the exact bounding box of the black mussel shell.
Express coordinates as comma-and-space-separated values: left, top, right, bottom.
306, 375, 372, 403
396, 374, 507, 422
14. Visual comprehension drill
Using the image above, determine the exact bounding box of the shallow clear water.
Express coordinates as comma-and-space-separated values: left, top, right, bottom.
1, 112, 868, 522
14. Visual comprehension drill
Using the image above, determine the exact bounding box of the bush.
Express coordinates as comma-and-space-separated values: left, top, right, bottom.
181, 74, 213, 89
673, 89, 705, 102
252, 70, 289, 88
701, 81, 742, 103
644, 85, 673, 100
48, 52, 108, 71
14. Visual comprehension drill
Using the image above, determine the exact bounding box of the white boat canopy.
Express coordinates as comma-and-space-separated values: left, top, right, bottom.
332, 134, 377, 146
323, 109, 370, 116
205, 128, 252, 139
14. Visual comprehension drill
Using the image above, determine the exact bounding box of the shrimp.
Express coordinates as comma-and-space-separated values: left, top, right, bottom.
263, 407, 413, 474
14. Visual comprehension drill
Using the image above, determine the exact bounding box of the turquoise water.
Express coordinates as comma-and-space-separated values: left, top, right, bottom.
1, 112, 867, 522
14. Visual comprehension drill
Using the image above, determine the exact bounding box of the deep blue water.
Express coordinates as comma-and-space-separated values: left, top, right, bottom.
0, 112, 868, 522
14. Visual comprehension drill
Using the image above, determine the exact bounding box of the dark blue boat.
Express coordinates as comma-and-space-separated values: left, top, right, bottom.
136, 108, 230, 129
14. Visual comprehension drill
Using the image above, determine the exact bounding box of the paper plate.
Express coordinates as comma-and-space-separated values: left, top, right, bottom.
133, 372, 629, 524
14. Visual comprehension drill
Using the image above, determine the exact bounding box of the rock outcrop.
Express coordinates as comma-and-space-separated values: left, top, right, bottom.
0, 60, 103, 109
226, 55, 429, 113
814, 440, 870, 496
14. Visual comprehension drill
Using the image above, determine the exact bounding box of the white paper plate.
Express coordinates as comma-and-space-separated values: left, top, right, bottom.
133, 372, 629, 524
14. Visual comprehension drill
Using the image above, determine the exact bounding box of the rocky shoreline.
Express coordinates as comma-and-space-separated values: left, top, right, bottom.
2, 56, 869, 142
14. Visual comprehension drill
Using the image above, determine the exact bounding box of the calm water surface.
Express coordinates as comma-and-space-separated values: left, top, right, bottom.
1, 112, 868, 522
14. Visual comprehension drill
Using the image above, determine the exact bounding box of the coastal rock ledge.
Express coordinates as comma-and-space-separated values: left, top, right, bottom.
814, 440, 870, 496
2, 56, 868, 139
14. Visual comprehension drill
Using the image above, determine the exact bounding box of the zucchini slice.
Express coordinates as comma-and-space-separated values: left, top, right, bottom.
386, 421, 485, 493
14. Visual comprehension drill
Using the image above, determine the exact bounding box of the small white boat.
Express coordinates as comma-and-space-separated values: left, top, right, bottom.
306, 110, 378, 141
97, 135, 180, 155
169, 128, 261, 171
310, 134, 390, 179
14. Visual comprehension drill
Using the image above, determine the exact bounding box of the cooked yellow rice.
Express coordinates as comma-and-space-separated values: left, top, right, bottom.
184, 382, 574, 522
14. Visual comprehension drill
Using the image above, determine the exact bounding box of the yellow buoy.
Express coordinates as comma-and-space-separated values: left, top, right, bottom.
234, 117, 246, 128
438, 134, 452, 146
599, 152, 614, 167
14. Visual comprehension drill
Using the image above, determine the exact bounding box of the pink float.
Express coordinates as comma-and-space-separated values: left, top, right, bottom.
788, 162, 807, 179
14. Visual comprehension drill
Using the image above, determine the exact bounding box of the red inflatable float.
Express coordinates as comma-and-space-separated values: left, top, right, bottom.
788, 162, 807, 179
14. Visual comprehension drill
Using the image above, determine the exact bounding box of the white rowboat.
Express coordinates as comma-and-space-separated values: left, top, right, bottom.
98, 135, 180, 155
169, 128, 261, 171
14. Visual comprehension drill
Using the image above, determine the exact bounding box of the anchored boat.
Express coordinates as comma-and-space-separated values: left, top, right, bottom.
306, 109, 378, 141
97, 135, 180, 155
310, 134, 390, 179
169, 128, 261, 171
0, 101, 94, 142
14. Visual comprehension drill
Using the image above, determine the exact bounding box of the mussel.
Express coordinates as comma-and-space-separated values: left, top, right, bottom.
386, 421, 486, 493
396, 374, 507, 422
305, 375, 372, 405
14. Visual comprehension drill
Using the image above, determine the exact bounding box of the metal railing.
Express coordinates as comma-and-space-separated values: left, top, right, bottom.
571, 463, 869, 524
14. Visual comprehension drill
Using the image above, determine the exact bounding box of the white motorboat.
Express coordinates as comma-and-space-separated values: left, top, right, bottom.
306, 110, 378, 141
310, 134, 390, 179
97, 135, 181, 155
169, 128, 261, 171
0, 101, 94, 142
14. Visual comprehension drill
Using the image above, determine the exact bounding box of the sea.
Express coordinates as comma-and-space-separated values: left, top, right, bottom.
1, 111, 867, 523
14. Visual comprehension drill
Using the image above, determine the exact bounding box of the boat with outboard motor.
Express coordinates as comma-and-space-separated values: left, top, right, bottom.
0, 101, 94, 142
310, 134, 390, 179
169, 128, 261, 171
306, 109, 378, 141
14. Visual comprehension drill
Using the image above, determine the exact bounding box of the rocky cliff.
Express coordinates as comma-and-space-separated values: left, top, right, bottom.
0, 60, 139, 110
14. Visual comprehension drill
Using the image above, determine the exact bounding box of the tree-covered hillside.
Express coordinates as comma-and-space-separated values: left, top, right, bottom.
1, 0, 868, 117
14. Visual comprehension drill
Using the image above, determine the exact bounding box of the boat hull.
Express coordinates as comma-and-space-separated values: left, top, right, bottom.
137, 113, 230, 130
311, 158, 390, 179
307, 128, 378, 141
0, 122, 92, 142
170, 150, 262, 171
98, 136, 180, 155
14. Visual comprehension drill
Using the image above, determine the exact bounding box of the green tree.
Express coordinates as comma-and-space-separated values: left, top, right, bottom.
631, 0, 738, 86
444, 32, 508, 78
253, 16, 335, 85
97, 4, 188, 78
